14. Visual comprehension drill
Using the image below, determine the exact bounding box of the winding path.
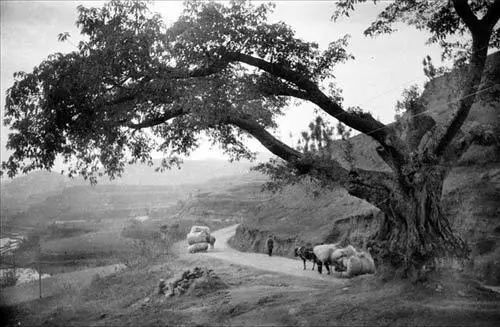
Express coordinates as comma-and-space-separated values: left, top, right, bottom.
180, 224, 348, 284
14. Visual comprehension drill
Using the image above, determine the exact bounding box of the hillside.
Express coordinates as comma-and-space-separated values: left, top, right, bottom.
228, 52, 500, 285
0, 171, 82, 219
0, 159, 257, 228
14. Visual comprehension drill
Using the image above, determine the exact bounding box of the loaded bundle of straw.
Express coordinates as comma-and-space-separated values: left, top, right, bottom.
186, 225, 210, 253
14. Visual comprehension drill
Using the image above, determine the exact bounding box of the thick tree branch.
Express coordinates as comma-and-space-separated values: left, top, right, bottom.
433, 0, 497, 157
345, 169, 397, 214
225, 113, 345, 177
433, 34, 491, 156
224, 52, 316, 91
452, 0, 481, 33
481, 0, 500, 28
224, 52, 387, 133
261, 84, 310, 101
223, 51, 409, 171
225, 112, 398, 213
225, 114, 302, 162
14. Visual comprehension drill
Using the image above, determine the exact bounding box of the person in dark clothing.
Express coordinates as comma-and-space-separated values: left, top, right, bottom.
266, 236, 274, 256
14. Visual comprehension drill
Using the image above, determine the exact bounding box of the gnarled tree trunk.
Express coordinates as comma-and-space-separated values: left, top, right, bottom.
357, 166, 468, 277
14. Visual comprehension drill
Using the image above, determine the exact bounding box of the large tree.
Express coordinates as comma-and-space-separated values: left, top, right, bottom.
2, 0, 499, 275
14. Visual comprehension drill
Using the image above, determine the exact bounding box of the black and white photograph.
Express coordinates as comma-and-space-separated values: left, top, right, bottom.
1, 0, 499, 325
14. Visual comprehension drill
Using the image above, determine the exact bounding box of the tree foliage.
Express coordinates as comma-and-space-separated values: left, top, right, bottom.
2, 0, 355, 182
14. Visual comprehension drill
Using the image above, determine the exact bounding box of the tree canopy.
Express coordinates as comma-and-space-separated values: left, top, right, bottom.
0, 0, 378, 182
3, 0, 498, 181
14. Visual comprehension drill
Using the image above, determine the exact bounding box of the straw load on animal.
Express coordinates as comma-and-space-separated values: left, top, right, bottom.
188, 242, 209, 253
186, 225, 212, 253
313, 243, 341, 274
330, 245, 376, 277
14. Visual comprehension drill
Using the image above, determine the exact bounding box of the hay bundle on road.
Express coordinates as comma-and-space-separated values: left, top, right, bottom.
188, 242, 209, 253
186, 225, 212, 253
187, 233, 209, 245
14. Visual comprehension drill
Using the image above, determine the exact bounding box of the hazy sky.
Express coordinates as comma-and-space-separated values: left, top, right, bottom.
0, 0, 445, 165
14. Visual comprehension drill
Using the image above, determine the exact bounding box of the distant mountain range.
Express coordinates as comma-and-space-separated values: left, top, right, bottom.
0, 158, 266, 225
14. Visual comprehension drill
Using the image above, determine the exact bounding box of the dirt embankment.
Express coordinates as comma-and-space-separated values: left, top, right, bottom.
228, 211, 381, 258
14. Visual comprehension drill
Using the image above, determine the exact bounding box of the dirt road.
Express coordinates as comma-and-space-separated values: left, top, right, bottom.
179, 224, 349, 284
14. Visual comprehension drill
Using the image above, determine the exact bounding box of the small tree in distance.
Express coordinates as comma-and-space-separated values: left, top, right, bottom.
2, 0, 499, 277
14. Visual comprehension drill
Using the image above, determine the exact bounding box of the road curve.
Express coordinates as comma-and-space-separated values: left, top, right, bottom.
181, 224, 348, 284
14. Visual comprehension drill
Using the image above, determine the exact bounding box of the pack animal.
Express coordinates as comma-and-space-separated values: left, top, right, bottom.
313, 243, 341, 274
294, 246, 317, 270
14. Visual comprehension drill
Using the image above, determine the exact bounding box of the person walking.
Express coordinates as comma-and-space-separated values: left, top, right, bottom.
266, 235, 274, 257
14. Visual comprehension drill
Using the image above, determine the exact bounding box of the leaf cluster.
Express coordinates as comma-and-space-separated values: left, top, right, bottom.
168, 0, 353, 82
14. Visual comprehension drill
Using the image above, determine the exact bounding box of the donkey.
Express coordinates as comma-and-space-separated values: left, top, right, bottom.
294, 245, 317, 270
